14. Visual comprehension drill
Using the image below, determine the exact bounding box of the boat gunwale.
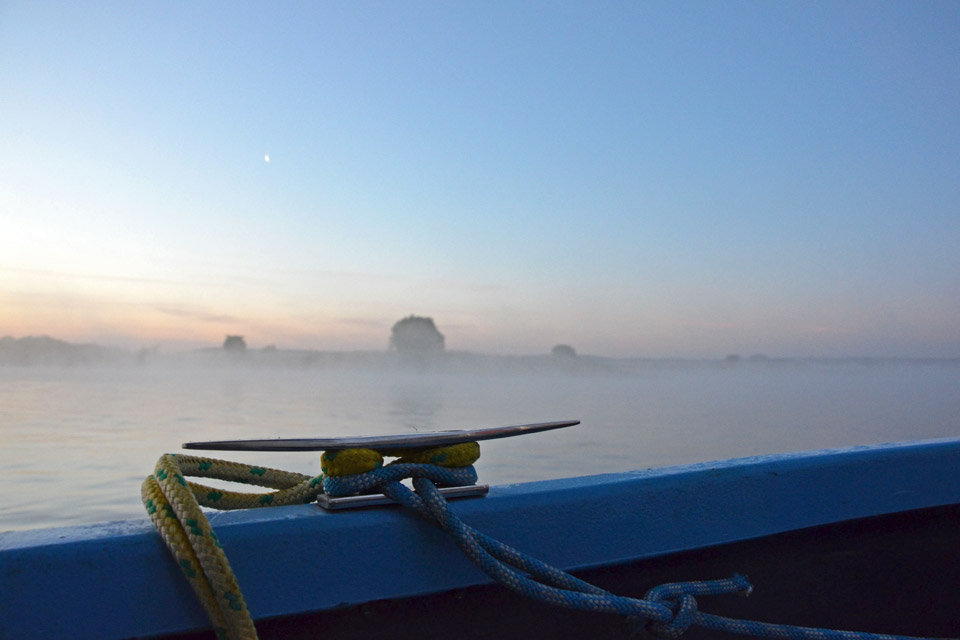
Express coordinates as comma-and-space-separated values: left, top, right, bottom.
3, 437, 960, 639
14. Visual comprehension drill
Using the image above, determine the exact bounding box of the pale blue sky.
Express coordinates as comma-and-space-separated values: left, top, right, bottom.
2, 2, 958, 357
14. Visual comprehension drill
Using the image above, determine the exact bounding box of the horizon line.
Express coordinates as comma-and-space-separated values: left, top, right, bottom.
2, 334, 959, 363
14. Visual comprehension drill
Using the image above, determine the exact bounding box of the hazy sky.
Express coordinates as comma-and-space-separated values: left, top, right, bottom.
2, 2, 958, 358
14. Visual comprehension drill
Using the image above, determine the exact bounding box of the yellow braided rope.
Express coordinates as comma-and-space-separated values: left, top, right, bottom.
320, 447, 383, 477
143, 443, 480, 640
318, 442, 481, 477
393, 441, 481, 467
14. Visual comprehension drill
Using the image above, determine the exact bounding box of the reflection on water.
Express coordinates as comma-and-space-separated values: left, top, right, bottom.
389, 378, 443, 432
1, 361, 959, 531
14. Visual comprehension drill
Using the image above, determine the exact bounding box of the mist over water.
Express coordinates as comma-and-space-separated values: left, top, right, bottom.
1, 358, 959, 531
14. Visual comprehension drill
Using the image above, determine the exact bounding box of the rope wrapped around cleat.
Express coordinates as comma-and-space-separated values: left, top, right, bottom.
141, 444, 480, 640
144, 444, 954, 640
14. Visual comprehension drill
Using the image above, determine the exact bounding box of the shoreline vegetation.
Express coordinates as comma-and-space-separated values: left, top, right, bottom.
1, 335, 957, 371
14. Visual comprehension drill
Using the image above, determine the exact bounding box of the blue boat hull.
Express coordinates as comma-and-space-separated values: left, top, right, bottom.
166, 504, 960, 639
3, 438, 960, 639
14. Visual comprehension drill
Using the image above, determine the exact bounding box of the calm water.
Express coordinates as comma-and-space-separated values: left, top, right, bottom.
2, 360, 959, 532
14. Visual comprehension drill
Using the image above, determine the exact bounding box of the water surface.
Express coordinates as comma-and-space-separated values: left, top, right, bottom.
1, 360, 958, 531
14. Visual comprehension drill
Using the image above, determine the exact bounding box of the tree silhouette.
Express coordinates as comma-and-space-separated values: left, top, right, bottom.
223, 335, 247, 351
551, 344, 577, 358
389, 316, 445, 352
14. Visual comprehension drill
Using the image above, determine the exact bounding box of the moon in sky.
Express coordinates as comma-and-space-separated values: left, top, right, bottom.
264, 154, 271, 163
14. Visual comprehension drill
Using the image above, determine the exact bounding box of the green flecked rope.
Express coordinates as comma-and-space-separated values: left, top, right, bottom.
142, 454, 325, 640
142, 443, 481, 640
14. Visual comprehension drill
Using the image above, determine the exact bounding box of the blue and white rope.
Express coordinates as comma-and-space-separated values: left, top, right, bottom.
334, 464, 954, 640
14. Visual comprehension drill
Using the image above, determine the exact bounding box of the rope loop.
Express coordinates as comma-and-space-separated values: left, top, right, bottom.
323, 462, 478, 497
394, 441, 481, 467
641, 575, 752, 639
645, 574, 753, 602
321, 448, 383, 477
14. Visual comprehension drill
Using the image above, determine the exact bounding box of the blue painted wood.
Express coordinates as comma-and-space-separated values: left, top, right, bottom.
3, 438, 960, 640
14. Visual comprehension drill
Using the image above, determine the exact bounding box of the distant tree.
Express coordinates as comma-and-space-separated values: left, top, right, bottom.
223, 335, 247, 351
0, 335, 113, 365
551, 344, 577, 358
389, 316, 445, 352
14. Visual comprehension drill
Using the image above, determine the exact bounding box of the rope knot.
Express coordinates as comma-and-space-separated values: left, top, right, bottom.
637, 575, 752, 639
627, 593, 697, 640
642, 593, 698, 638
